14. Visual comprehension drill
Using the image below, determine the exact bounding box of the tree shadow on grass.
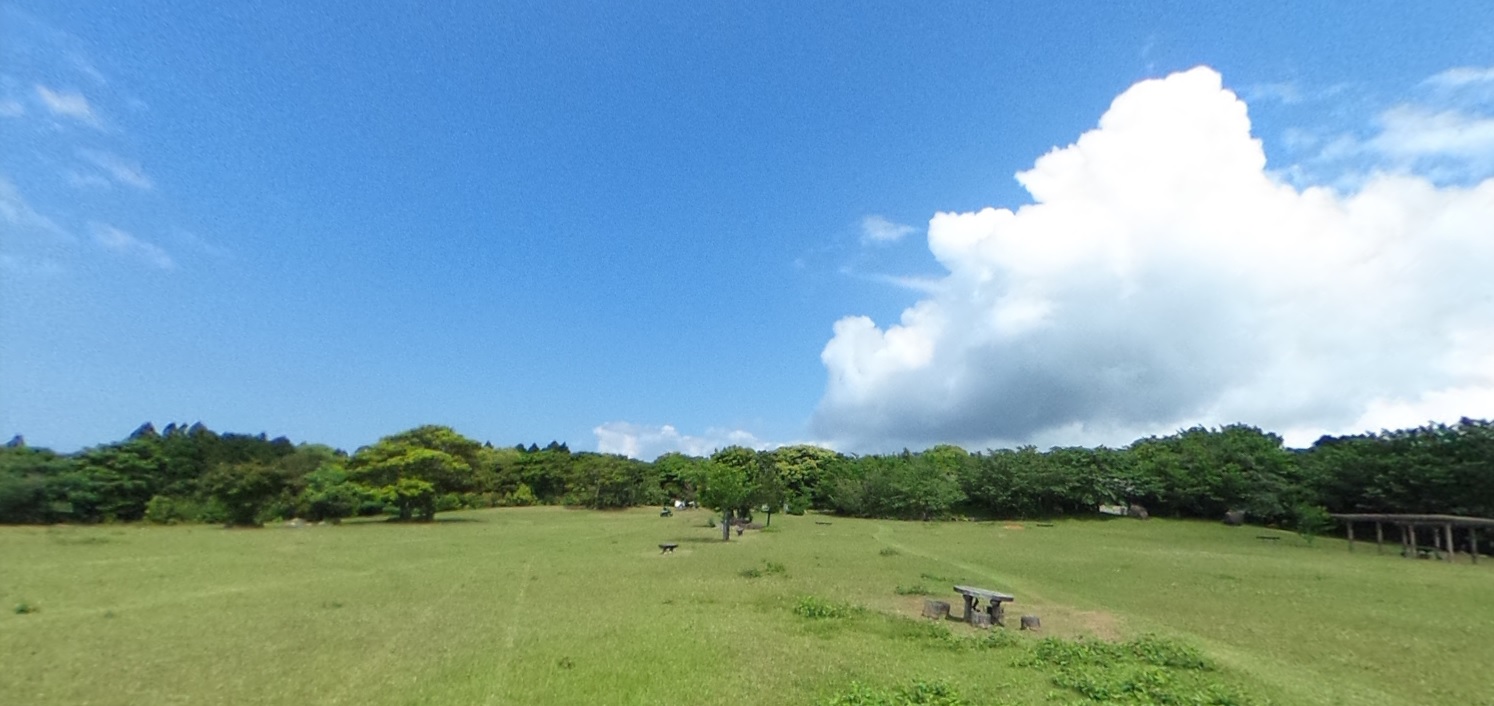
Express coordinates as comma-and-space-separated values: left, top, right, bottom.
674, 536, 729, 544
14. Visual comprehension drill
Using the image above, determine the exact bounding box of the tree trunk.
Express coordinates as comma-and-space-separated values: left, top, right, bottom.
765, 509, 772, 527
722, 509, 732, 541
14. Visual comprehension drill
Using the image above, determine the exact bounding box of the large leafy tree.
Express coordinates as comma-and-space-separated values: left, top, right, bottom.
772, 444, 843, 510
201, 461, 292, 526
348, 426, 482, 521
700, 446, 758, 541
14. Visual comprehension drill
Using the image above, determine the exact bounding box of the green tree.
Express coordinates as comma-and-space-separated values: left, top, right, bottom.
201, 462, 291, 526
701, 446, 757, 541
751, 450, 787, 527
296, 464, 365, 522
771, 444, 842, 508
348, 426, 482, 521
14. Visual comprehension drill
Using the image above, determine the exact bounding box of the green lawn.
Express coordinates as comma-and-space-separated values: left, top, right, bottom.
1, 508, 1489, 705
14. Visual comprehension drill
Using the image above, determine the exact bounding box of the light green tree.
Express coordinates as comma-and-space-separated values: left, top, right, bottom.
699, 446, 757, 541
348, 426, 481, 521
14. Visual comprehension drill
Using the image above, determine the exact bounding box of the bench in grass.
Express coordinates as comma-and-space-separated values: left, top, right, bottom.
953, 585, 1015, 628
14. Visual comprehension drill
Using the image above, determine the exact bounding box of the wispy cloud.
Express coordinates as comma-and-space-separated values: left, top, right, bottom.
860, 215, 917, 244
1238, 81, 1303, 105
839, 265, 944, 294
78, 149, 153, 190
1371, 106, 1494, 163
0, 176, 71, 241
1281, 67, 1494, 187
0, 98, 23, 118
90, 222, 174, 270
34, 84, 101, 127
1424, 66, 1494, 89
64, 170, 112, 189
172, 229, 230, 258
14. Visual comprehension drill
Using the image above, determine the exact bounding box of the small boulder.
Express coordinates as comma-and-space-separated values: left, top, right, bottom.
1223, 510, 1245, 526
1020, 615, 1041, 631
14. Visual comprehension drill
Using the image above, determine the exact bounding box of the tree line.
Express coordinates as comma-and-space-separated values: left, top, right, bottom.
2, 419, 1492, 536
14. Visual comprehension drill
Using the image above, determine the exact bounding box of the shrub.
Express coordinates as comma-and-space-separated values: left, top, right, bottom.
821, 679, 967, 706
1294, 504, 1334, 545
894, 584, 931, 596
144, 495, 209, 524
14, 601, 38, 614
879, 547, 901, 556
505, 483, 538, 507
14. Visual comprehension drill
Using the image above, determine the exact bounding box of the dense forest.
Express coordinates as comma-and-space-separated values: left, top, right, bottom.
2, 420, 1492, 541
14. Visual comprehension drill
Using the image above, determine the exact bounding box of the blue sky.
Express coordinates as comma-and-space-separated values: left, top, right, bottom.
3, 2, 1493, 457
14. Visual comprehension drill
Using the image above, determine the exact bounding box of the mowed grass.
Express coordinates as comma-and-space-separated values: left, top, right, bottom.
2, 508, 1490, 706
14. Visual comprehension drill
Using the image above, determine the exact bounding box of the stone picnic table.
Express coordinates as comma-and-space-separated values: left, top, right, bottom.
953, 585, 1015, 627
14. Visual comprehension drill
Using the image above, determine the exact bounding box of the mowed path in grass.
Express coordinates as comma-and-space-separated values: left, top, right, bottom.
1, 508, 1489, 705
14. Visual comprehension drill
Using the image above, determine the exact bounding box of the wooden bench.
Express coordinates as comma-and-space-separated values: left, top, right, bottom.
953, 585, 1015, 628
658, 543, 678, 554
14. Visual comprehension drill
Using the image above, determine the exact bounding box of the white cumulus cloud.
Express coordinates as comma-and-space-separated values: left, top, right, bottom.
593, 422, 778, 460
812, 66, 1494, 450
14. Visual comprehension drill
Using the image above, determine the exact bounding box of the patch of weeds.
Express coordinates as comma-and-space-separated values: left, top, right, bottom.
14, 601, 39, 615
887, 617, 1021, 651
102, 610, 116, 619
894, 583, 932, 596
919, 572, 959, 584
741, 560, 788, 579
794, 595, 864, 620
1020, 635, 1248, 705
321, 600, 345, 610
969, 629, 1023, 650
557, 656, 574, 670
1127, 634, 1211, 670
821, 679, 968, 706
879, 547, 901, 556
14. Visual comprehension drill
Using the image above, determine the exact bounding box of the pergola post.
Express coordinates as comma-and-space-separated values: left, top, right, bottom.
1330, 514, 1492, 565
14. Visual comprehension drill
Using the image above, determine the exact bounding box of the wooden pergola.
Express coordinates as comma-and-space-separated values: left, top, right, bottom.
1330, 513, 1492, 563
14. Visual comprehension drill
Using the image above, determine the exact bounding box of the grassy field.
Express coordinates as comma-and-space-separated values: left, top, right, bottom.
2, 507, 1490, 705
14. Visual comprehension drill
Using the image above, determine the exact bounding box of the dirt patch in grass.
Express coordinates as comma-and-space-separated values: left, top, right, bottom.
1018, 602, 1124, 641
1002, 524, 1025, 530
